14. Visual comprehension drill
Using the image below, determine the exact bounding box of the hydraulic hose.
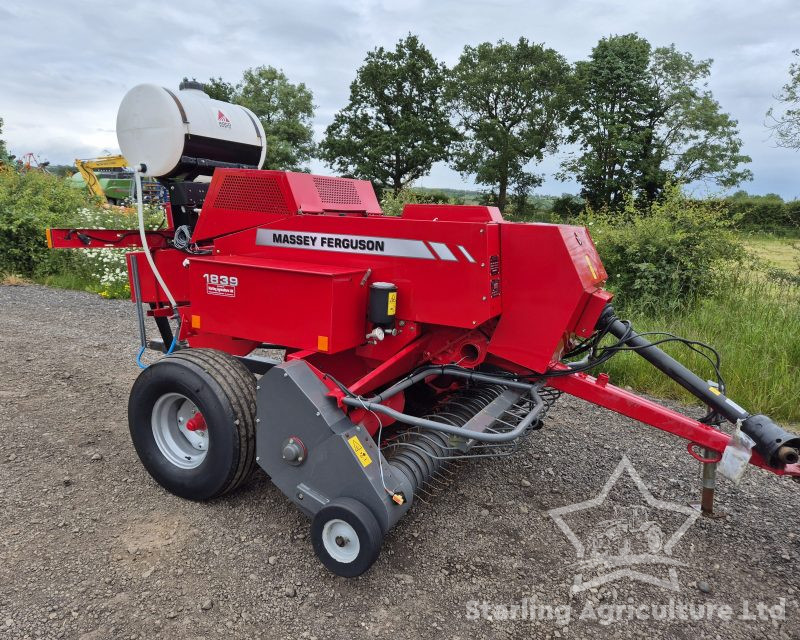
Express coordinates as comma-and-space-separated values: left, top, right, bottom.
135, 168, 177, 310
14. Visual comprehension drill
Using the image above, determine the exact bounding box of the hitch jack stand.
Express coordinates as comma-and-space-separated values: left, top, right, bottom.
691, 448, 726, 519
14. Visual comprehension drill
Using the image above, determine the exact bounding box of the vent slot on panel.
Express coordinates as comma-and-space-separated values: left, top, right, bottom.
313, 175, 363, 207
212, 174, 293, 215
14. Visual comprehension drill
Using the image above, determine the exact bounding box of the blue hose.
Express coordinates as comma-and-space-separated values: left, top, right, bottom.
166, 333, 178, 354
136, 332, 178, 369
136, 345, 149, 369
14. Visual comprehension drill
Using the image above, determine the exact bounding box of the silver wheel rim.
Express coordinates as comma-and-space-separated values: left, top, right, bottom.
321, 519, 360, 563
151, 392, 209, 469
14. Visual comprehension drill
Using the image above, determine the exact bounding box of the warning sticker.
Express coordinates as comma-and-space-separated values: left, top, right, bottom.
347, 435, 372, 467
584, 254, 599, 280
387, 291, 397, 315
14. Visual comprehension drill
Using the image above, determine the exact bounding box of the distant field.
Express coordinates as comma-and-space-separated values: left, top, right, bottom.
741, 233, 800, 271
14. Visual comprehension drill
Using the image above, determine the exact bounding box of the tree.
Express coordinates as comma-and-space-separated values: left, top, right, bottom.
0, 117, 8, 163
203, 77, 237, 102
184, 68, 316, 171
560, 34, 651, 209
563, 34, 751, 209
446, 38, 570, 212
767, 49, 800, 150
508, 170, 542, 216
181, 76, 236, 102
236, 66, 315, 171
320, 34, 455, 194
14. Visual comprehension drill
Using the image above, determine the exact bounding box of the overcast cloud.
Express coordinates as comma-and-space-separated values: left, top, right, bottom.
1, 0, 798, 197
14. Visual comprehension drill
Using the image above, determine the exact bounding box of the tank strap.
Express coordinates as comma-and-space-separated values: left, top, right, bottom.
163, 88, 189, 124
242, 109, 263, 142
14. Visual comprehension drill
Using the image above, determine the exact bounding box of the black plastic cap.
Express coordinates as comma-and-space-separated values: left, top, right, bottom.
179, 79, 206, 92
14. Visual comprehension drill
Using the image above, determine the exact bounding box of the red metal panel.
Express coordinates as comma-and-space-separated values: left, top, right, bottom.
401, 204, 503, 223
285, 173, 381, 214
575, 289, 614, 338
192, 170, 297, 242
488, 224, 607, 373
212, 216, 502, 329
126, 249, 190, 305
186, 255, 368, 353
193, 169, 383, 242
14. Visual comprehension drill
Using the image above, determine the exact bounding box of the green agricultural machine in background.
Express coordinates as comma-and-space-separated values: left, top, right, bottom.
69, 155, 165, 205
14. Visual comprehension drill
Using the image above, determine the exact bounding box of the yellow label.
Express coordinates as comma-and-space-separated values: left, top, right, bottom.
317, 335, 329, 352
708, 386, 721, 396
585, 255, 598, 280
348, 435, 372, 467
387, 291, 397, 316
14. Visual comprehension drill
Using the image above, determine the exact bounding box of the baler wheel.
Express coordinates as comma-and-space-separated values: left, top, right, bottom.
311, 498, 383, 577
128, 348, 257, 501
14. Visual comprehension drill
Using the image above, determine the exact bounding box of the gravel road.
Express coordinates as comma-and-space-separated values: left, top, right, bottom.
0, 284, 798, 640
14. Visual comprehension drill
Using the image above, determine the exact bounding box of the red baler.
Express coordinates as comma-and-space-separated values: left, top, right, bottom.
49, 83, 800, 576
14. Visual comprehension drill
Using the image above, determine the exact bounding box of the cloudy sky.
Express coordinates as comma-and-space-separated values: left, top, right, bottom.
1, 0, 798, 197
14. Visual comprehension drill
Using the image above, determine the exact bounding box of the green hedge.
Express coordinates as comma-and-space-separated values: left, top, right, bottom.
579, 187, 744, 314
552, 191, 800, 234
720, 192, 800, 231
0, 169, 97, 276
0, 169, 165, 298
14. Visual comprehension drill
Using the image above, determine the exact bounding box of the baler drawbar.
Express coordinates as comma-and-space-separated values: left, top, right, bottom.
48, 83, 800, 577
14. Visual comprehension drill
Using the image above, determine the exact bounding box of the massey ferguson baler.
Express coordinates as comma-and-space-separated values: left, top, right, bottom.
49, 83, 800, 577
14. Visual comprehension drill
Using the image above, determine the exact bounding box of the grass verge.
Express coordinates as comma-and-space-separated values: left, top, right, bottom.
600, 276, 800, 425
35, 272, 107, 296
0, 270, 124, 299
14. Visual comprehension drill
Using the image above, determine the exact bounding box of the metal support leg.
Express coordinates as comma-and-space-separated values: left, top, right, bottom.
148, 304, 175, 351
692, 448, 726, 518
130, 255, 147, 350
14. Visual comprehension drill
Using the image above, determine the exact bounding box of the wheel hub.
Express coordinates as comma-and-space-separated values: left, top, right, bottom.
151, 392, 209, 469
321, 519, 360, 563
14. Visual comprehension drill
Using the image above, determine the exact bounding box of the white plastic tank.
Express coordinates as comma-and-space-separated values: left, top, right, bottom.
116, 81, 266, 178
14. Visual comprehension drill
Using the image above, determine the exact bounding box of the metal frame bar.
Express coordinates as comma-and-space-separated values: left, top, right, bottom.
599, 310, 800, 467
46, 227, 171, 249
550, 371, 800, 478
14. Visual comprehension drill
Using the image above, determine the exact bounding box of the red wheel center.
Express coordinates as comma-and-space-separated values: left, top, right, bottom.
185, 413, 207, 432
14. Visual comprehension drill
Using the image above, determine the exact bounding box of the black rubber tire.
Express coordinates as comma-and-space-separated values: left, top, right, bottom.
311, 498, 383, 577
128, 348, 257, 501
